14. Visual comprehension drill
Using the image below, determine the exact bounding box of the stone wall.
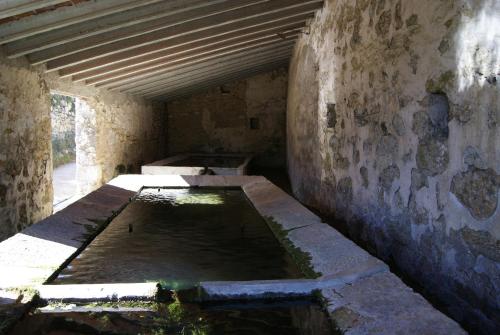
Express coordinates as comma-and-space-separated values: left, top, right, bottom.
0, 51, 166, 241
287, 0, 499, 333
166, 68, 288, 168
77, 93, 162, 193
0, 55, 53, 240
47, 71, 167, 195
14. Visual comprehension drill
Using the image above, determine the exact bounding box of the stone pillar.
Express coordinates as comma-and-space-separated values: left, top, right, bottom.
75, 98, 101, 195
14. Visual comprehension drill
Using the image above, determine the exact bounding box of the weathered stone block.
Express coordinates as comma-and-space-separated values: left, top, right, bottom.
287, 223, 388, 279
375, 10, 392, 37
416, 138, 449, 176
451, 168, 499, 220
322, 272, 466, 335
460, 227, 500, 262
391, 114, 406, 136
463, 146, 486, 169
379, 164, 400, 192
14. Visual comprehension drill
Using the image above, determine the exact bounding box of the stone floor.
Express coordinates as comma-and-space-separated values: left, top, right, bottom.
53, 162, 77, 206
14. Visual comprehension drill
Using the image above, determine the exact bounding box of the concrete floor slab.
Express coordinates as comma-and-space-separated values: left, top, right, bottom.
286, 223, 389, 280
243, 180, 322, 230
322, 271, 466, 335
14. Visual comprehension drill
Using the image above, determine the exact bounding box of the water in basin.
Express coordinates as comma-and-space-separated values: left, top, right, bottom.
52, 188, 302, 286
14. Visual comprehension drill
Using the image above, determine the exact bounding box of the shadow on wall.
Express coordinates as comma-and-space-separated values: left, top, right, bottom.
286, 45, 322, 206
286, 0, 499, 333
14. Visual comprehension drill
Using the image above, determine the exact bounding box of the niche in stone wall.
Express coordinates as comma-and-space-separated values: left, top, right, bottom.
249, 117, 260, 130
220, 84, 231, 95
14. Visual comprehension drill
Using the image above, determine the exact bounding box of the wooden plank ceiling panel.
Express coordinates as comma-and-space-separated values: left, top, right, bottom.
0, 0, 324, 101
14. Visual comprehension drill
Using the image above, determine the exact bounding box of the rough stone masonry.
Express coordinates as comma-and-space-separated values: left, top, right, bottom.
287, 0, 499, 333
0, 0, 498, 333
166, 68, 288, 168
0, 51, 167, 240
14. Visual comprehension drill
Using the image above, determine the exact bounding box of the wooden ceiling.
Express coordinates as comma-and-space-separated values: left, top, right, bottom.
0, 0, 323, 101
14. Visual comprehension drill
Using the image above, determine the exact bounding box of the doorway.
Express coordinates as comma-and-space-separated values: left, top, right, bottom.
50, 93, 77, 210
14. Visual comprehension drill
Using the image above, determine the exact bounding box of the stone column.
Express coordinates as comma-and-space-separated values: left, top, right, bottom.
75, 98, 101, 195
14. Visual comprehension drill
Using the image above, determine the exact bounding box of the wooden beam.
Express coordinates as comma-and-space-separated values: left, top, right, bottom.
0, 0, 68, 20
147, 61, 288, 101
30, 0, 290, 65
125, 50, 292, 97
5, 0, 263, 58
119, 47, 292, 93
40, 1, 321, 71
140, 56, 291, 97
89, 32, 299, 87
64, 17, 308, 79
0, 0, 162, 44
114, 42, 294, 93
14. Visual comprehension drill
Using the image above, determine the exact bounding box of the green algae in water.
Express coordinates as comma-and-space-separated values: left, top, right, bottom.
9, 300, 337, 335
175, 193, 224, 205
52, 188, 302, 285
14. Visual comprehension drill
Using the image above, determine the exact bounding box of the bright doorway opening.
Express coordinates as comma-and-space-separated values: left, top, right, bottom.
51, 93, 77, 210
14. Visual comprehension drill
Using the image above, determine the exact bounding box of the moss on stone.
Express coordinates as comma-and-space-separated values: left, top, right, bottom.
82, 300, 157, 309
82, 222, 101, 237
264, 216, 321, 278
115, 164, 127, 176
451, 168, 499, 220
425, 71, 455, 93
405, 14, 418, 27
6, 286, 40, 302
0, 315, 20, 335
416, 138, 449, 176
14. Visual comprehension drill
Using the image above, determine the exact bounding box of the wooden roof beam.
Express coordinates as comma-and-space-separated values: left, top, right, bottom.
63, 17, 308, 79
147, 61, 288, 100
115, 42, 294, 93
89, 31, 299, 87
6, 0, 264, 58
0, 0, 68, 20
0, 0, 162, 44
40, 1, 321, 71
